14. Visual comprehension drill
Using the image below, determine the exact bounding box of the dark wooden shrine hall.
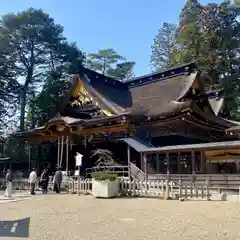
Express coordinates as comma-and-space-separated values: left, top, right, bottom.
12, 62, 240, 178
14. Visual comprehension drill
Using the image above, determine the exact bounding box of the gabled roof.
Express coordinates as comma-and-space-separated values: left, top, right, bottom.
12, 62, 240, 139
61, 62, 199, 119
206, 89, 225, 116
208, 98, 224, 116
127, 71, 197, 117
125, 61, 197, 86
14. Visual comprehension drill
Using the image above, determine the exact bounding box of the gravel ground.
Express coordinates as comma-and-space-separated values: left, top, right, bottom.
1, 195, 240, 240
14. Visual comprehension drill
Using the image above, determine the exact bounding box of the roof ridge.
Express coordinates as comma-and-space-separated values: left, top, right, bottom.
124, 62, 198, 88
124, 62, 197, 83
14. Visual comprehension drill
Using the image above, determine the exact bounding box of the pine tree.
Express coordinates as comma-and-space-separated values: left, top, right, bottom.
151, 23, 177, 70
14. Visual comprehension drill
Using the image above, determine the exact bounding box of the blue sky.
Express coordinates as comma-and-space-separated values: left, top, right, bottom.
0, 0, 222, 76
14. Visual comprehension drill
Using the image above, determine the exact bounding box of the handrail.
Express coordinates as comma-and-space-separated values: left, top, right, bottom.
85, 165, 129, 177
129, 161, 146, 180
86, 165, 128, 170
129, 162, 145, 175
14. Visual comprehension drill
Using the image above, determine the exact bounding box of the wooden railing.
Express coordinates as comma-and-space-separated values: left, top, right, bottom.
68, 178, 211, 200
148, 174, 240, 189
85, 165, 129, 178
68, 178, 92, 195
129, 162, 146, 181
176, 180, 210, 200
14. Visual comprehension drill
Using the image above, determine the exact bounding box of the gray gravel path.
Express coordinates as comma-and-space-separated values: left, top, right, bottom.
1, 195, 240, 240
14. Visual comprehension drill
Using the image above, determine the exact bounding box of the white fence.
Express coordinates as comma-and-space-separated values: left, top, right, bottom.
119, 178, 171, 198
68, 178, 211, 200
68, 178, 92, 195
177, 180, 210, 200
149, 174, 240, 189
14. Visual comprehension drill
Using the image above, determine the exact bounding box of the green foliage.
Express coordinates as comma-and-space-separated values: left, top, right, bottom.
30, 71, 71, 126
87, 48, 135, 80
0, 8, 84, 132
151, 22, 177, 70
87, 48, 124, 75
0, 38, 19, 131
91, 172, 118, 181
107, 61, 135, 80
174, 0, 203, 65
151, 0, 240, 120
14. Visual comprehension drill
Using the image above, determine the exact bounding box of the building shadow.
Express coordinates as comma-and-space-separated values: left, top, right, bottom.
0, 217, 30, 238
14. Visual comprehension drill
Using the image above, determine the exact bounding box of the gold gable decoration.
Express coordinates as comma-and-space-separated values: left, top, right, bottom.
100, 109, 113, 117
69, 77, 113, 117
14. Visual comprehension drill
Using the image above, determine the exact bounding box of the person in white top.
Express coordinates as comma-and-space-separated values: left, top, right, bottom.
4, 169, 12, 198
28, 168, 37, 195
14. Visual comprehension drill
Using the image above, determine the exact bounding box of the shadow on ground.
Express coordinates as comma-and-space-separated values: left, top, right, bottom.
0, 217, 30, 238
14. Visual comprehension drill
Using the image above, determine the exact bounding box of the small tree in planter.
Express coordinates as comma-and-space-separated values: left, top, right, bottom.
90, 149, 119, 198
90, 149, 115, 167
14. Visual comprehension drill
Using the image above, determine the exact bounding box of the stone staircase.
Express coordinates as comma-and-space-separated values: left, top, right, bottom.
121, 137, 154, 181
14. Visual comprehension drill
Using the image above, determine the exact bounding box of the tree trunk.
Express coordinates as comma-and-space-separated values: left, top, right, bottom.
31, 91, 36, 129
20, 88, 27, 132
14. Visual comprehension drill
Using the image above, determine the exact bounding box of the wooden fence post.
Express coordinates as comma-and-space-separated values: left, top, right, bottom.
179, 180, 182, 199
170, 181, 173, 198
161, 180, 164, 197
165, 152, 170, 200
190, 182, 193, 198
206, 180, 210, 200
239, 186, 240, 203
68, 178, 71, 193
132, 179, 136, 196
185, 184, 187, 198
195, 184, 198, 198
78, 178, 80, 195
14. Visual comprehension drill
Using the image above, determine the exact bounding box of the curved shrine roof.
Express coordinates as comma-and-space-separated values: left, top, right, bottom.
62, 62, 198, 118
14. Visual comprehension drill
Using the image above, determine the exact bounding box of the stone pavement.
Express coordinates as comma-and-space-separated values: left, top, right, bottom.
0, 191, 31, 204
0, 190, 68, 204
1, 195, 240, 240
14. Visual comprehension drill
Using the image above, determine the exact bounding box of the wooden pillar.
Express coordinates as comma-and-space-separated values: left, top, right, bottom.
156, 153, 160, 174
236, 160, 240, 173
127, 145, 131, 178
177, 152, 181, 173
191, 151, 196, 174
166, 152, 170, 181
84, 135, 87, 148
57, 137, 60, 166
60, 136, 64, 167
66, 136, 69, 175
140, 152, 143, 171
27, 145, 30, 171
166, 152, 170, 199
143, 153, 148, 180
200, 151, 205, 173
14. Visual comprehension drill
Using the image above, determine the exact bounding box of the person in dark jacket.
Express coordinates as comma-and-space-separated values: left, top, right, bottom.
54, 166, 63, 194
40, 168, 49, 194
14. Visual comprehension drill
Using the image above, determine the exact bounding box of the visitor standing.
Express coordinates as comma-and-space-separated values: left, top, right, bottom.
40, 167, 49, 194
28, 168, 37, 195
54, 166, 63, 194
4, 169, 12, 198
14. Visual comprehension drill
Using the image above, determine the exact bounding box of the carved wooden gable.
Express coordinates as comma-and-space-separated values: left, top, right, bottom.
64, 77, 113, 118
